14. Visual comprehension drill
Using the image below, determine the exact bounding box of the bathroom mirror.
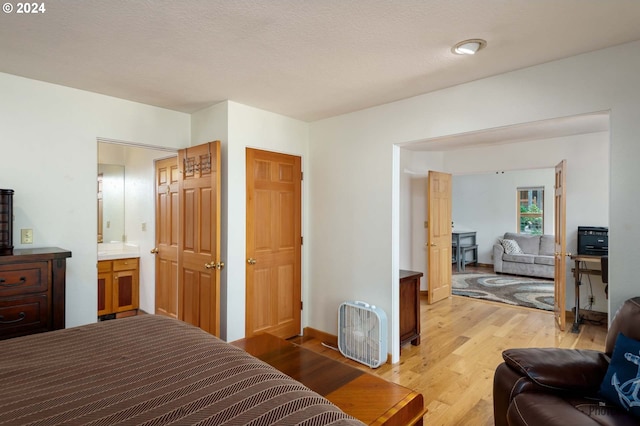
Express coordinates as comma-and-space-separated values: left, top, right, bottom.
98, 163, 125, 243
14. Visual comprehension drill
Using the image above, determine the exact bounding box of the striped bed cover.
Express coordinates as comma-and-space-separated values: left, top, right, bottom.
0, 315, 365, 426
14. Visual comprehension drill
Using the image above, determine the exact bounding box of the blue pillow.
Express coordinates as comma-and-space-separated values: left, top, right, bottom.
599, 333, 640, 418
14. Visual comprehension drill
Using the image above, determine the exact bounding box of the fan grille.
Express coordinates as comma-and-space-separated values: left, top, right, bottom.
338, 301, 387, 368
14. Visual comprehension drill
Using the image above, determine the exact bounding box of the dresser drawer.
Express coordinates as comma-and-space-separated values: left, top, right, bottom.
0, 262, 48, 297
113, 258, 138, 271
0, 294, 50, 338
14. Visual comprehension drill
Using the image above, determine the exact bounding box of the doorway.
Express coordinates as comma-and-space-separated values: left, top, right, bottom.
97, 140, 177, 316
397, 113, 610, 334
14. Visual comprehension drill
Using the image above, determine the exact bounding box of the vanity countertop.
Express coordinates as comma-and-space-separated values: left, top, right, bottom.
98, 243, 140, 261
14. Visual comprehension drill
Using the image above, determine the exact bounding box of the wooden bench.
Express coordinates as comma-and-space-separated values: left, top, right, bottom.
232, 333, 425, 425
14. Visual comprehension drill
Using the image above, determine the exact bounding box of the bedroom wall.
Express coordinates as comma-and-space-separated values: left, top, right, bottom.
191, 100, 309, 341
0, 72, 190, 328
308, 40, 638, 362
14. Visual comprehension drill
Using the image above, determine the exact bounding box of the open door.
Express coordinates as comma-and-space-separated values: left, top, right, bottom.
154, 156, 179, 319
245, 148, 302, 339
178, 141, 222, 336
427, 171, 452, 304
554, 160, 567, 331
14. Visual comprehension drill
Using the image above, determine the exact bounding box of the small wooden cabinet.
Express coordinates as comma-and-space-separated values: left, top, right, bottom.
98, 257, 139, 319
0, 247, 71, 340
399, 270, 423, 350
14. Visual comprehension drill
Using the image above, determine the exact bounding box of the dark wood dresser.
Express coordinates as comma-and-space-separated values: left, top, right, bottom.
400, 269, 423, 349
0, 247, 71, 340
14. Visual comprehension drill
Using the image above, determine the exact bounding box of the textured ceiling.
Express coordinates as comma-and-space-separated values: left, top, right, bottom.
1, 1, 640, 122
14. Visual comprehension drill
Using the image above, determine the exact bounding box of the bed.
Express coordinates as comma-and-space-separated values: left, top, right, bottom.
0, 314, 366, 425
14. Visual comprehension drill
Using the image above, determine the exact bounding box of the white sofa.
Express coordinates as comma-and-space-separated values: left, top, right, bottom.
493, 232, 555, 279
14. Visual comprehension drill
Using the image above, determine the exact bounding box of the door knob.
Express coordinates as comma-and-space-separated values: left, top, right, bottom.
430, 243, 436, 247
150, 247, 159, 254
205, 261, 225, 270
247, 258, 257, 265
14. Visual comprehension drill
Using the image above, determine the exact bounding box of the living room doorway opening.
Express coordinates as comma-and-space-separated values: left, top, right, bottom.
396, 112, 610, 336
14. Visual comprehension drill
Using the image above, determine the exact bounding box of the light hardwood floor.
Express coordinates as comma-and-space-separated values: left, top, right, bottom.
294, 295, 608, 426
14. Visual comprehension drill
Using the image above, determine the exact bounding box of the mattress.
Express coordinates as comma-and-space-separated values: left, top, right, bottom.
0, 314, 365, 425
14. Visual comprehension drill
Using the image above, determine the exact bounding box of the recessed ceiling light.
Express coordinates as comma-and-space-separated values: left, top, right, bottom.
452, 39, 487, 55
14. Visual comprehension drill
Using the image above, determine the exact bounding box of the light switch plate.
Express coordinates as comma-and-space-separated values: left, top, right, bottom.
21, 228, 33, 244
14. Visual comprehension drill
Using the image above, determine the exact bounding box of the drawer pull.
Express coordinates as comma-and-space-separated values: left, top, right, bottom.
0, 311, 26, 324
0, 277, 27, 287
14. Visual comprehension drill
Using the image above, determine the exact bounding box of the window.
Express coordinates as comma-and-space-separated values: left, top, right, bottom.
518, 187, 544, 234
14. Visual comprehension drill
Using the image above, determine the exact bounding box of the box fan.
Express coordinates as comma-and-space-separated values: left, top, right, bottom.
338, 301, 387, 368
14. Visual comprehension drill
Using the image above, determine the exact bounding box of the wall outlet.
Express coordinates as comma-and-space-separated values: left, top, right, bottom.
21, 228, 33, 244
589, 295, 595, 305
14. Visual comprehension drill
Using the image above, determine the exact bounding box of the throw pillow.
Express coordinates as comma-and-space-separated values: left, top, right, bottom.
599, 332, 640, 418
501, 239, 523, 255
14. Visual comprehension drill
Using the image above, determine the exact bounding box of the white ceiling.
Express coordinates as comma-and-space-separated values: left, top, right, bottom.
1, 1, 639, 125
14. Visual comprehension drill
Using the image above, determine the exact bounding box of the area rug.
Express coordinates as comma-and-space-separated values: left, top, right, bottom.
451, 273, 554, 311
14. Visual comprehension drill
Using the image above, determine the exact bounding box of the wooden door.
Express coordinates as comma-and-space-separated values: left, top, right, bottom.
178, 141, 222, 336
154, 156, 179, 319
427, 171, 452, 304
246, 148, 302, 339
554, 160, 567, 331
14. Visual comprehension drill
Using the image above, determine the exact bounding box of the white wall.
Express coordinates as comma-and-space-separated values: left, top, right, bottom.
0, 72, 190, 328
309, 41, 638, 361
191, 101, 309, 341
452, 168, 555, 262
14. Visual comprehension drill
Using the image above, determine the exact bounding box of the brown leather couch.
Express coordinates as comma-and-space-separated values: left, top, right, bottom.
493, 297, 640, 426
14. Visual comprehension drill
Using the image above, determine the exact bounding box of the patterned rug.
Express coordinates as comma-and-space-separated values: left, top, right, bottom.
451, 273, 554, 311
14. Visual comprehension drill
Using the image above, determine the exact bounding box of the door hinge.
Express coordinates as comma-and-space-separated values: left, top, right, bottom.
301, 171, 303, 180
301, 236, 303, 245
301, 301, 303, 310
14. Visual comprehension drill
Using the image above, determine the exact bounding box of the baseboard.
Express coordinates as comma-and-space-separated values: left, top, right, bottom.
566, 309, 608, 324
303, 326, 338, 348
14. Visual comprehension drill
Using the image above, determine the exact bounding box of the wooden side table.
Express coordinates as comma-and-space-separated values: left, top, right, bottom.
570, 254, 602, 333
399, 270, 422, 349
232, 333, 426, 425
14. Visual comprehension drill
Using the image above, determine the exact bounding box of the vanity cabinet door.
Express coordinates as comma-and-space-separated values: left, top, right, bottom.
97, 271, 112, 316
112, 261, 139, 313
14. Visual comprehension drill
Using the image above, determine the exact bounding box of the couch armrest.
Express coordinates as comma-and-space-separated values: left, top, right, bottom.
493, 244, 505, 272
503, 348, 609, 393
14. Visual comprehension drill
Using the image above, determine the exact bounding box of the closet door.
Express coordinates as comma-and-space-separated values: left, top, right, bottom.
178, 141, 222, 336
154, 156, 179, 319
